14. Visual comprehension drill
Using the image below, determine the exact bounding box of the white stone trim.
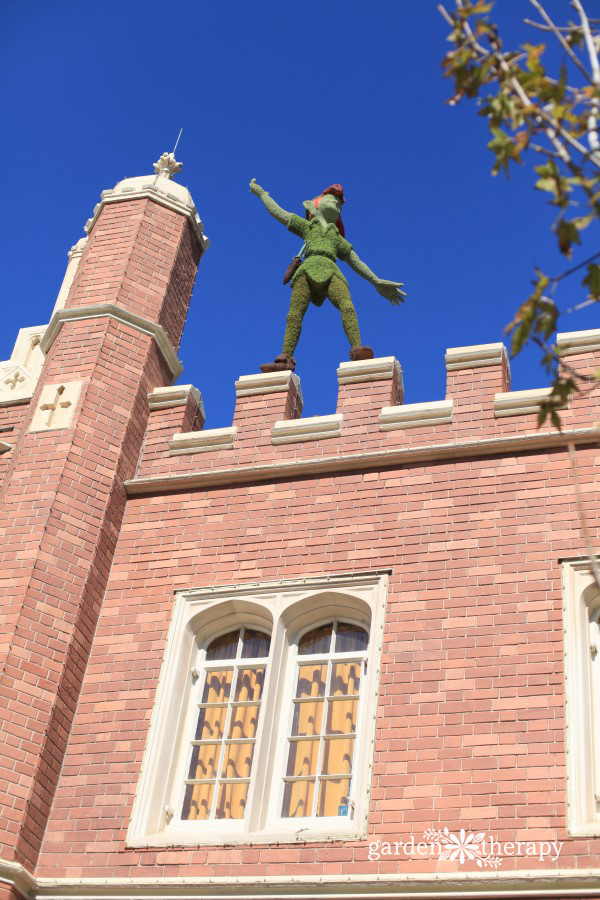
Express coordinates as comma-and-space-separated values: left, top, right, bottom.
85, 176, 209, 252
125, 427, 600, 495
445, 342, 508, 371
235, 370, 302, 404
40, 304, 183, 381
557, 328, 600, 357
0, 324, 47, 406
380, 399, 452, 430
52, 237, 87, 315
494, 387, 553, 418
272, 413, 342, 444
337, 356, 401, 385
148, 385, 204, 417
13, 868, 600, 898
562, 557, 600, 835
127, 572, 387, 848
0, 858, 36, 899
169, 427, 236, 455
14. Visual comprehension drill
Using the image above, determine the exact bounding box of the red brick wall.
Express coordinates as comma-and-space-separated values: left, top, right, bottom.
35, 350, 600, 881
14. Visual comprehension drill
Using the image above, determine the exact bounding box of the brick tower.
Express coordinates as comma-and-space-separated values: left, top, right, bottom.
0, 153, 207, 892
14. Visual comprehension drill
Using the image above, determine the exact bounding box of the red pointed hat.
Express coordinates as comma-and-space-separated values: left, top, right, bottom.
306, 184, 346, 236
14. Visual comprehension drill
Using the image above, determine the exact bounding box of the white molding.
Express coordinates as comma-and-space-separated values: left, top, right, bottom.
169, 427, 236, 455
52, 237, 87, 315
562, 557, 600, 836
445, 342, 508, 371
85, 175, 209, 252
272, 413, 342, 444
40, 304, 183, 381
337, 356, 401, 385
380, 399, 452, 430
126, 572, 387, 849
0, 857, 36, 898
494, 387, 553, 418
15, 868, 600, 898
125, 427, 600, 495
148, 385, 204, 417
0, 324, 47, 406
557, 328, 600, 357
235, 370, 302, 404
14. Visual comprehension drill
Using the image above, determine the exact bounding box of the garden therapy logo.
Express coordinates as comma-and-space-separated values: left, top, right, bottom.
368, 827, 563, 867
424, 827, 501, 868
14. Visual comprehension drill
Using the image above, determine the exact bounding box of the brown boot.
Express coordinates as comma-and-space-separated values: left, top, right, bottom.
260, 354, 296, 373
349, 346, 374, 361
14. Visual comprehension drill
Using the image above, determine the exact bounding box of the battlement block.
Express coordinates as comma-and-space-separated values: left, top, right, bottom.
336, 357, 403, 427
558, 328, 600, 375
139, 385, 205, 467
233, 370, 302, 427
445, 342, 510, 411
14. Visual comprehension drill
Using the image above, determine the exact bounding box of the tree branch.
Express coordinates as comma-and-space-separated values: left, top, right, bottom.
528, 0, 593, 84
572, 0, 600, 156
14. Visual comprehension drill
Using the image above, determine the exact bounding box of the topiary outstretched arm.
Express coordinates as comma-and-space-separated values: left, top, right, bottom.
250, 179, 292, 227
347, 250, 406, 305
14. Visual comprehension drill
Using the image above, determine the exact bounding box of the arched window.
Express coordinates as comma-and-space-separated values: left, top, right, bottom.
180, 627, 271, 822
281, 621, 368, 820
127, 573, 387, 846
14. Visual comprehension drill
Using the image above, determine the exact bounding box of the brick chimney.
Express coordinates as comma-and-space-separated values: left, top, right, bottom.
0, 153, 207, 874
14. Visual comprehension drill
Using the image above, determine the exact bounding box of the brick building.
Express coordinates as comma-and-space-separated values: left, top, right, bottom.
1, 158, 600, 898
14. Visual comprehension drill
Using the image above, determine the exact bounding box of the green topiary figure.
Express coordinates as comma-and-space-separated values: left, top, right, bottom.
250, 179, 406, 372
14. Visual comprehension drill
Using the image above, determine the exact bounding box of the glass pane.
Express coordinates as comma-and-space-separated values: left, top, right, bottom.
286, 738, 320, 777
187, 742, 220, 780
234, 667, 265, 702
330, 662, 361, 697
181, 782, 214, 820
215, 781, 249, 820
282, 779, 315, 818
241, 629, 271, 659
296, 664, 327, 699
326, 698, 359, 735
194, 705, 227, 741
317, 778, 351, 817
335, 623, 368, 653
228, 703, 261, 740
321, 736, 354, 775
206, 630, 240, 661
291, 700, 323, 737
201, 669, 232, 704
298, 623, 333, 655
222, 742, 255, 780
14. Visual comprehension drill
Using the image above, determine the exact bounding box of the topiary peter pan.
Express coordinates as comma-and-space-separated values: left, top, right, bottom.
250, 179, 406, 372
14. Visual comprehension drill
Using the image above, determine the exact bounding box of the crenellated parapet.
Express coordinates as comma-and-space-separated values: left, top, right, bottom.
129, 327, 600, 494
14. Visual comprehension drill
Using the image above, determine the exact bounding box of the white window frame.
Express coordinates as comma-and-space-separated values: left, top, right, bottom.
126, 571, 388, 847
563, 556, 600, 835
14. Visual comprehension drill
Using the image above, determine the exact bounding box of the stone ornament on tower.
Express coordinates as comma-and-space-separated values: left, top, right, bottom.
153, 152, 183, 180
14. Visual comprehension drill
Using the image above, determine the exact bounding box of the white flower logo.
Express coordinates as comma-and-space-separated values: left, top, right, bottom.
424, 827, 501, 868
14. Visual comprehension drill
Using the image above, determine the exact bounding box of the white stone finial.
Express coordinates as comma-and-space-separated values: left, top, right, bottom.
153, 152, 183, 180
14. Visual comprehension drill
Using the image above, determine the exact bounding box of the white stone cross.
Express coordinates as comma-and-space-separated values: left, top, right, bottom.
40, 385, 71, 428
4, 371, 25, 391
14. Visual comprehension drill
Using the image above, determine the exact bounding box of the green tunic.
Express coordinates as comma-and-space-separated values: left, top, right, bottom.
288, 213, 353, 295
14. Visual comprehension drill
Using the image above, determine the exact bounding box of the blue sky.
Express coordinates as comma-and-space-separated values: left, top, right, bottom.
1, 0, 598, 426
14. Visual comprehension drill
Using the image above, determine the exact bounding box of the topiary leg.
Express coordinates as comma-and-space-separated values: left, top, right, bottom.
328, 276, 362, 347
282, 276, 312, 356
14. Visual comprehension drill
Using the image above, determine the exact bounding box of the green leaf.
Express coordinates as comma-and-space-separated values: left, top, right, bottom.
583, 263, 600, 299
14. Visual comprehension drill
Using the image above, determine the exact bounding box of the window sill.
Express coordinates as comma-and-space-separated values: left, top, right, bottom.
126, 824, 367, 847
